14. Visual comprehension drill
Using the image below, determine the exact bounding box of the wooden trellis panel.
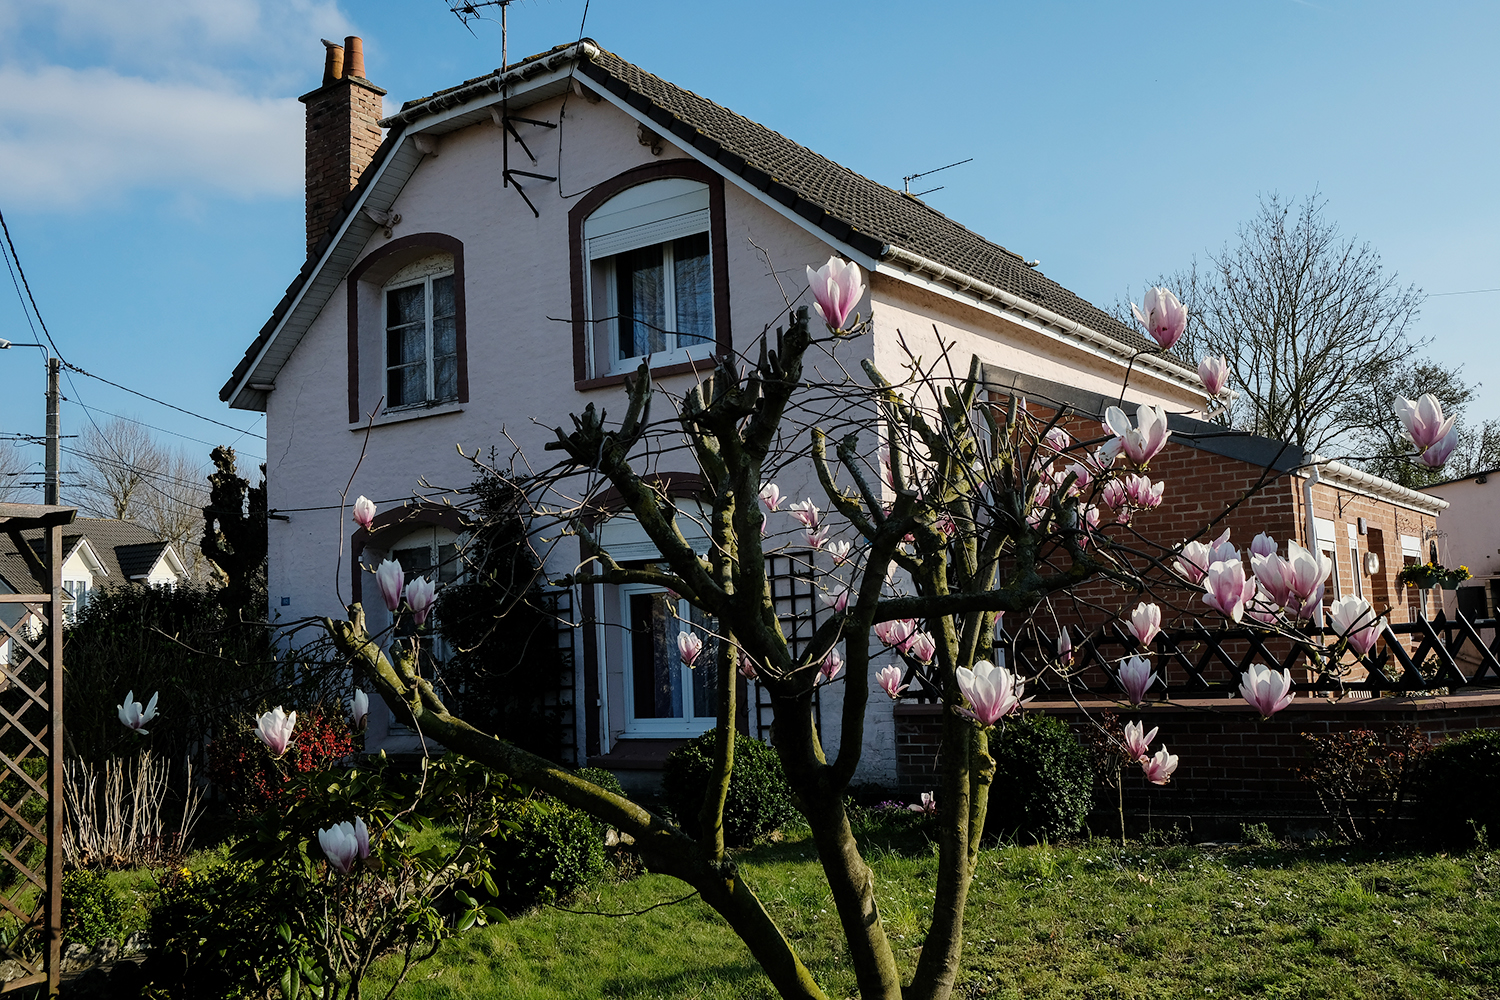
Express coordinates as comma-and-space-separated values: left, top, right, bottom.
0, 504, 74, 996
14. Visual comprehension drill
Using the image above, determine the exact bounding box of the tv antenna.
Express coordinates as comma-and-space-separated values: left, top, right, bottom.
902, 157, 973, 198
442, 0, 557, 217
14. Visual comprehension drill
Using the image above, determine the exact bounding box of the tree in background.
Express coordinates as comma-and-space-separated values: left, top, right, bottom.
67, 416, 212, 576
1345, 360, 1500, 487
0, 440, 33, 502
432, 472, 570, 761
200, 445, 268, 624
1164, 194, 1436, 457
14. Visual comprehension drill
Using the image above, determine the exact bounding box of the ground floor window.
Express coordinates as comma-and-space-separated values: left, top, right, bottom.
620, 584, 717, 736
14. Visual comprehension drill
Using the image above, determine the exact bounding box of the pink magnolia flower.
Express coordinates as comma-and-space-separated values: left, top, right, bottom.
1063, 462, 1093, 496
404, 575, 436, 627
1202, 559, 1256, 622
353, 816, 370, 859
1198, 355, 1229, 396
118, 690, 159, 734
1103, 404, 1172, 466
1250, 532, 1277, 559
1396, 393, 1457, 452
759, 483, 785, 511
352, 495, 377, 530
1330, 595, 1385, 656
375, 559, 404, 613
318, 821, 361, 874
1141, 747, 1179, 784
820, 647, 844, 681
1123, 720, 1158, 762
955, 660, 1025, 726
806, 256, 866, 330
806, 526, 830, 551
1251, 551, 1294, 608
1043, 427, 1072, 454
739, 655, 758, 679
788, 499, 821, 529
349, 689, 369, 730
677, 630, 703, 668
1245, 585, 1280, 626
1125, 474, 1163, 509
256, 706, 297, 756
1132, 286, 1188, 350
827, 540, 854, 565
1419, 425, 1459, 468
820, 586, 850, 613
909, 791, 938, 816
875, 619, 917, 649
877, 665, 908, 700
1094, 437, 1123, 470
1057, 626, 1073, 668
907, 630, 937, 664
1240, 664, 1294, 718
1285, 540, 1333, 608
1101, 478, 1127, 513
1128, 602, 1161, 648
1175, 529, 1231, 584
1117, 654, 1159, 706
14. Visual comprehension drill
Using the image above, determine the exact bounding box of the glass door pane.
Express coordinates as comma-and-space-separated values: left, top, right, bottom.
628, 591, 683, 719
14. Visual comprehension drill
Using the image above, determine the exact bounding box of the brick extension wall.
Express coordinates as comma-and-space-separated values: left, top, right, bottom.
894, 692, 1500, 820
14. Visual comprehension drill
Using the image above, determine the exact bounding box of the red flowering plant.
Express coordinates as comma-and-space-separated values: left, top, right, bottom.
207, 704, 357, 817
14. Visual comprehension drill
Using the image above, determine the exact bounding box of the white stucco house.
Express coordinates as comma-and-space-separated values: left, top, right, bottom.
222, 37, 1218, 785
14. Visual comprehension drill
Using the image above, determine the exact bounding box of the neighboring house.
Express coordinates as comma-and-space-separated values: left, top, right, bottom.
1420, 469, 1498, 621
220, 37, 1440, 786
0, 517, 189, 622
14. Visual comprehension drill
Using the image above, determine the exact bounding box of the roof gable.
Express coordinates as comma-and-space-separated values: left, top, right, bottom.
222, 40, 1196, 411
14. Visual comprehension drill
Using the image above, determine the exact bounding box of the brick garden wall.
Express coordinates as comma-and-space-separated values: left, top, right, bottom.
894, 691, 1500, 824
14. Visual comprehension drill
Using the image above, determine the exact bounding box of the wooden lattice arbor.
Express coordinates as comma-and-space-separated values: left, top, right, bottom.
0, 503, 74, 995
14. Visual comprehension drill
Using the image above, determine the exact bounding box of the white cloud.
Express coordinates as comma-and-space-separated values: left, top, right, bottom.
0, 65, 304, 209
0, 0, 353, 209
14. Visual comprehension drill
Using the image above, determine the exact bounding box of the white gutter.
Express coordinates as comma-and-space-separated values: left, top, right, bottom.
1305, 457, 1448, 516
876, 244, 1204, 397
378, 41, 600, 128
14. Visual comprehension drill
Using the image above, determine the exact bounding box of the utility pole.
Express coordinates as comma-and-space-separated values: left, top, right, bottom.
45, 356, 58, 506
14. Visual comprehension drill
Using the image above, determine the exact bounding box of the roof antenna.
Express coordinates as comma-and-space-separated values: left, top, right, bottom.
902, 157, 973, 198
442, 1, 558, 217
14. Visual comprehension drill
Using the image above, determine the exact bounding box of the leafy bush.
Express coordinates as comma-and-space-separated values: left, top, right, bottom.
662, 729, 797, 846
205, 706, 355, 816
62, 870, 128, 947
484, 791, 606, 913
1421, 727, 1500, 847
149, 861, 309, 998
984, 713, 1094, 843
63, 582, 273, 768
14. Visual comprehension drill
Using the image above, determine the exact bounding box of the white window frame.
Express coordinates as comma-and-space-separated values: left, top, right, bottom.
618, 583, 716, 738
583, 178, 715, 377
382, 265, 458, 410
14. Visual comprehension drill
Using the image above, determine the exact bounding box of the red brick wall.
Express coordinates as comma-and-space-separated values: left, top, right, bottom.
894, 693, 1500, 819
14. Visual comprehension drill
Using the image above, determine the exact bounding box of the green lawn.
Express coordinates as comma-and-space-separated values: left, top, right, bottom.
364, 832, 1500, 1000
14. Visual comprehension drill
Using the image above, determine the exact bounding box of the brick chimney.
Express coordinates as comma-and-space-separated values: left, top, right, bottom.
299, 36, 386, 257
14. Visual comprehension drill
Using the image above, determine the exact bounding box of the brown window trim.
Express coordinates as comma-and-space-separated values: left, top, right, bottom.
350, 502, 469, 604
569, 160, 732, 390
347, 232, 468, 424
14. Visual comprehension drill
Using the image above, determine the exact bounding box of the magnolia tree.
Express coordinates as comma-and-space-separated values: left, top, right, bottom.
318, 267, 1451, 1000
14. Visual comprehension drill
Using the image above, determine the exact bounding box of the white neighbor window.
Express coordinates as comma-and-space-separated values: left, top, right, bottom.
586, 178, 714, 376
383, 255, 457, 408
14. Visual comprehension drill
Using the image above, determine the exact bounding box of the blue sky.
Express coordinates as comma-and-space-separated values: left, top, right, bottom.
1, 0, 1496, 499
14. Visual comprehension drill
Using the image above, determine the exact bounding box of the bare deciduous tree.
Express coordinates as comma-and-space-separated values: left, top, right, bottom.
67, 417, 212, 577
0, 440, 35, 503
1345, 360, 1500, 487
1173, 194, 1427, 456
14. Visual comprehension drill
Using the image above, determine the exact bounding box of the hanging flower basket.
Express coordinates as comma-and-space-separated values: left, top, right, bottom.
1397, 561, 1470, 590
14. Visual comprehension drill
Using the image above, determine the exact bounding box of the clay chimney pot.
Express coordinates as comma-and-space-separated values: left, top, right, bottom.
343, 36, 365, 81
320, 39, 345, 87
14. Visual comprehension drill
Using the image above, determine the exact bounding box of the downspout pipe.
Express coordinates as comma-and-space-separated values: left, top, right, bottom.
1303, 463, 1322, 551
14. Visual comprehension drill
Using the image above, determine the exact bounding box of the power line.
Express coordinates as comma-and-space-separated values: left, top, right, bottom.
71, 402, 265, 461
0, 207, 64, 360
1429, 286, 1500, 298
64, 362, 266, 440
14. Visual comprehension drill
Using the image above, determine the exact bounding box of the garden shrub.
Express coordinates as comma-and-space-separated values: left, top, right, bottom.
206, 706, 355, 816
662, 730, 797, 846
149, 861, 310, 998
984, 713, 1094, 843
1298, 726, 1429, 843
1420, 727, 1500, 847
484, 791, 606, 913
62, 870, 127, 947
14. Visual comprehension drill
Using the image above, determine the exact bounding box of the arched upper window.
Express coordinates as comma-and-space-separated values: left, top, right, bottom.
382, 253, 458, 409
569, 162, 731, 390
